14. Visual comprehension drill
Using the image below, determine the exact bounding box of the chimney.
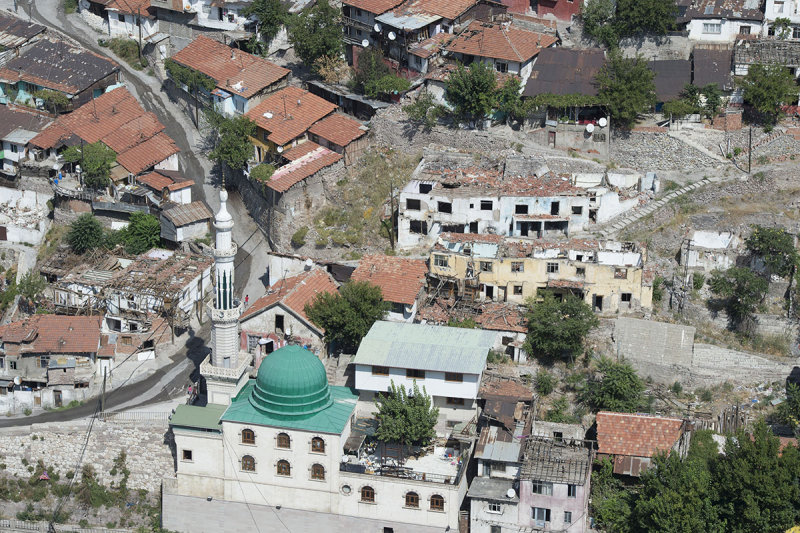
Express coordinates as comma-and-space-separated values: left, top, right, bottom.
231, 50, 236, 61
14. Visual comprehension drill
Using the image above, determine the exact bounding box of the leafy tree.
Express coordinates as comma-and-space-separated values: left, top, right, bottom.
773, 17, 792, 39
581, 0, 618, 47
353, 48, 410, 99
206, 111, 257, 184
16, 271, 46, 301
33, 89, 70, 115
535, 369, 555, 396
121, 212, 161, 255
496, 77, 529, 124
709, 267, 768, 335
614, 0, 677, 38
313, 55, 349, 84
583, 356, 645, 412
745, 225, 798, 278
702, 83, 724, 118
287, 0, 342, 69
304, 280, 389, 350
778, 382, 800, 432
68, 214, 104, 255
662, 97, 698, 119
738, 63, 797, 125
243, 0, 289, 44
523, 292, 598, 361
634, 452, 723, 533
164, 58, 217, 127
404, 90, 445, 130
62, 142, 116, 189
590, 458, 634, 533
445, 61, 498, 126
595, 51, 656, 128
714, 420, 800, 533
250, 163, 276, 182
375, 380, 439, 447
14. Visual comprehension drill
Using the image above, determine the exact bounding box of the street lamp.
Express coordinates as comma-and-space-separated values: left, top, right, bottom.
75, 164, 82, 188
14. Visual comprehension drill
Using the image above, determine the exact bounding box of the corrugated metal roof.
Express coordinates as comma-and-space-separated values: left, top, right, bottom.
170, 403, 227, 431
353, 321, 495, 375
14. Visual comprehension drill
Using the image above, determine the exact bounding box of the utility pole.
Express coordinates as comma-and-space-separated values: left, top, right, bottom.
137, 7, 143, 63
748, 126, 752, 173
101, 367, 107, 415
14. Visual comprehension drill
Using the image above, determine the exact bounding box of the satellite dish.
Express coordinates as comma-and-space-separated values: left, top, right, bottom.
598, 117, 608, 127
388, 31, 396, 40
374, 23, 382, 32
586, 123, 595, 133
277, 145, 284, 153
286, 326, 293, 336
506, 488, 516, 498
304, 258, 314, 268
361, 39, 370, 47
13, 376, 21, 386
263, 112, 273, 119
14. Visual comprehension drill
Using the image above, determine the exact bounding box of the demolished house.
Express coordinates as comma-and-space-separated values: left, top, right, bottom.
679, 229, 741, 273
397, 152, 641, 249
428, 233, 653, 314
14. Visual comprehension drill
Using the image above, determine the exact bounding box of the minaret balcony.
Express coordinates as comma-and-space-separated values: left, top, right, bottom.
214, 242, 237, 259
208, 303, 241, 322
200, 352, 252, 382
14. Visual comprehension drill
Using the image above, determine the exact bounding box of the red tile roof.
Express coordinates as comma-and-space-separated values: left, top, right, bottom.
264, 146, 342, 193
245, 86, 337, 146
282, 140, 323, 161
446, 21, 557, 63
343, 0, 404, 14
0, 315, 101, 355
389, 0, 477, 21
308, 113, 367, 148
170, 36, 289, 99
137, 170, 193, 192
241, 269, 338, 332
596, 412, 685, 458
409, 32, 453, 59
30, 87, 178, 175
106, 0, 153, 16
351, 254, 428, 305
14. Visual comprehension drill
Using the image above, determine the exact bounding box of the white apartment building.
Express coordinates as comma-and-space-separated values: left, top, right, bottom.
682, 0, 764, 42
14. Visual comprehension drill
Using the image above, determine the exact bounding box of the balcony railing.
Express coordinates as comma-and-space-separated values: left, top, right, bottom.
342, 16, 373, 32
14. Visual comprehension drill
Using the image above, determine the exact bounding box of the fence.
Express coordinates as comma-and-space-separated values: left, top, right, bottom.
95, 411, 171, 423
0, 519, 130, 532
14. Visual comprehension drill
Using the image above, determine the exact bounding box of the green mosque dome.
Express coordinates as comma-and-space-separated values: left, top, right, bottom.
249, 345, 332, 417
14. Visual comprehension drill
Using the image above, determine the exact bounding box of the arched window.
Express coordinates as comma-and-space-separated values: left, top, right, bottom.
405, 492, 419, 508
241, 455, 255, 472
311, 463, 325, 480
277, 432, 290, 449
311, 437, 325, 453
241, 428, 255, 445
430, 494, 445, 511
360, 485, 375, 502
277, 460, 291, 476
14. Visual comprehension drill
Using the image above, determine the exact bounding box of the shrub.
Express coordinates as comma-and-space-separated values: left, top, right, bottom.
64, 0, 77, 13
671, 381, 683, 395
536, 370, 556, 396
291, 227, 309, 247
692, 272, 705, 291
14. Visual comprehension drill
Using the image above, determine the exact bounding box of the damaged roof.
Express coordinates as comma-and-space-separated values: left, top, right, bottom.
170, 36, 289, 99
342, 0, 405, 14
520, 437, 592, 484
350, 254, 428, 305
682, 0, 763, 21
446, 21, 557, 63
0, 315, 101, 355
0, 39, 118, 95
0, 12, 45, 49
263, 144, 342, 193
0, 104, 51, 140
160, 201, 213, 226
240, 269, 339, 333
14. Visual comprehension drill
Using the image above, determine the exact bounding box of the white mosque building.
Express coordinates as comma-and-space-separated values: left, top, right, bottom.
162, 190, 468, 532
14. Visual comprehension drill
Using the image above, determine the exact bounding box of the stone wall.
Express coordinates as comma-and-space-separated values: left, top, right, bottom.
0, 419, 174, 493
610, 131, 721, 170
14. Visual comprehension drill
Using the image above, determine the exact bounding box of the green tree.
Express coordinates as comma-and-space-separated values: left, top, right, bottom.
590, 458, 634, 533
445, 61, 497, 126
250, 163, 276, 182
581, 0, 618, 47
709, 267, 768, 335
595, 51, 656, 128
738, 63, 797, 125
206, 111, 257, 184
535, 369, 555, 396
287, 0, 342, 69
68, 214, 104, 255
614, 0, 677, 38
375, 380, 439, 447
745, 225, 798, 278
353, 48, 410, 99
583, 356, 645, 412
121, 212, 161, 255
523, 292, 599, 361
62, 142, 116, 189
304, 280, 389, 350
634, 452, 723, 533
773, 17, 792, 39
33, 89, 70, 115
702, 83, 724, 118
714, 420, 800, 533
16, 271, 46, 301
496, 77, 529, 124
778, 382, 800, 432
164, 58, 217, 127
403, 90, 444, 130
243, 0, 289, 44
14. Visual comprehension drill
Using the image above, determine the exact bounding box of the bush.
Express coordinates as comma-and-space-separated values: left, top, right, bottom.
108, 38, 147, 70
64, 0, 77, 13
652, 275, 664, 303
291, 227, 309, 247
692, 272, 705, 291
250, 163, 275, 182
487, 350, 511, 365
535, 370, 556, 396
671, 381, 683, 395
